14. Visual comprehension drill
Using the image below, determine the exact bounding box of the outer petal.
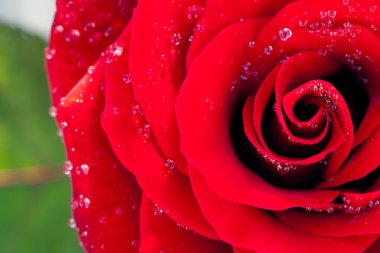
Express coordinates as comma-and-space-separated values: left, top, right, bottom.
57, 61, 141, 253
139, 195, 232, 253
101, 26, 218, 239
188, 166, 378, 253
47, 0, 136, 105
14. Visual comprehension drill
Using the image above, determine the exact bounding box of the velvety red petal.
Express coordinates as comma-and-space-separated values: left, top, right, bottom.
101, 27, 217, 239
47, 0, 136, 105
275, 206, 380, 237
364, 237, 380, 253
186, 0, 298, 68
57, 61, 141, 253
139, 195, 232, 253
128, 0, 208, 175
318, 126, 380, 188
188, 166, 378, 253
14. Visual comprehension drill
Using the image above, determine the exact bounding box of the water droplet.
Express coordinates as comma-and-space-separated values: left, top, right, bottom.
194, 23, 205, 33
122, 73, 132, 84
87, 65, 95, 74
277, 164, 290, 174
132, 104, 142, 115
48, 106, 57, 117
131, 240, 138, 247
44, 48, 56, 60
279, 28, 292, 41
65, 29, 81, 43
299, 20, 308, 27
264, 46, 273, 55
68, 218, 76, 229
320, 11, 328, 19
81, 231, 88, 237
329, 10, 337, 18
310, 22, 319, 30
83, 197, 91, 208
171, 33, 182, 46
326, 206, 334, 213
83, 22, 96, 32
343, 0, 349, 5
115, 208, 124, 215
99, 216, 107, 224
248, 41, 255, 48
305, 206, 313, 212
153, 204, 163, 216
240, 61, 252, 80
187, 5, 201, 20
165, 159, 176, 173
53, 25, 64, 34
370, 5, 377, 12
343, 21, 351, 28
63, 160, 73, 176
80, 164, 90, 175
112, 45, 124, 57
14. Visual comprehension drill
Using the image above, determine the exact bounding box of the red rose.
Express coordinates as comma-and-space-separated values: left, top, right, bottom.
46, 0, 380, 252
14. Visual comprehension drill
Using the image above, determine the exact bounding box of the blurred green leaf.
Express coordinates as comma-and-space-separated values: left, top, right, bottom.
0, 24, 64, 168
0, 25, 81, 253
0, 180, 82, 253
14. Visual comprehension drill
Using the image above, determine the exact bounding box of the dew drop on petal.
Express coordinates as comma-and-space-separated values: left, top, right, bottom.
60, 121, 68, 129
44, 48, 56, 60
48, 106, 57, 118
264, 46, 273, 55
153, 204, 163, 216
122, 73, 132, 84
248, 41, 255, 48
277, 164, 290, 174
279, 28, 292, 41
63, 160, 73, 176
132, 105, 142, 115
187, 5, 201, 20
53, 25, 64, 34
83, 197, 91, 208
171, 33, 182, 46
299, 20, 308, 27
165, 159, 176, 173
68, 218, 76, 229
65, 29, 81, 43
131, 240, 138, 248
80, 164, 90, 175
87, 65, 95, 74
98, 216, 107, 224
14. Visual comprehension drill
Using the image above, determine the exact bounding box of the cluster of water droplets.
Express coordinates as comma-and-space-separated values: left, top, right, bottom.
104, 43, 124, 64
256, 149, 297, 175
303, 198, 380, 214
71, 194, 91, 210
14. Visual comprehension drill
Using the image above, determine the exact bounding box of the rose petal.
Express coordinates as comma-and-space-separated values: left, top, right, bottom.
139, 195, 232, 253
188, 166, 378, 253
128, 0, 206, 175
318, 126, 380, 188
47, 0, 136, 105
275, 205, 380, 237
57, 61, 141, 252
186, 0, 297, 68
364, 237, 380, 253
101, 26, 218, 239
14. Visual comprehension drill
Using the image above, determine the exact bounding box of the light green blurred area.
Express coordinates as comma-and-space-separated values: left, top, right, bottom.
0, 25, 82, 253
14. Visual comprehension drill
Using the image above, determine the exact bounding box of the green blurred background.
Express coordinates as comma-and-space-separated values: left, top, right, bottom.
0, 22, 82, 253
